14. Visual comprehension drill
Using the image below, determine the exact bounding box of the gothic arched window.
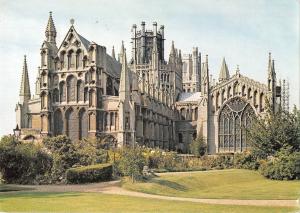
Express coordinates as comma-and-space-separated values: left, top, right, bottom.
259, 93, 264, 112
54, 109, 63, 136
65, 107, 77, 141
76, 49, 82, 68
41, 91, 47, 109
59, 81, 66, 102
233, 82, 239, 96
106, 76, 113, 95
53, 88, 59, 103
180, 108, 186, 120
68, 50, 75, 69
84, 87, 88, 102
178, 133, 183, 143
79, 108, 88, 140
218, 97, 255, 152
83, 56, 88, 68
194, 107, 198, 120
67, 75, 77, 102
77, 80, 84, 102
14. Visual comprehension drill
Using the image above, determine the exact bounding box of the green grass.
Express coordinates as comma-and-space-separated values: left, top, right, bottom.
0, 192, 297, 213
123, 169, 300, 200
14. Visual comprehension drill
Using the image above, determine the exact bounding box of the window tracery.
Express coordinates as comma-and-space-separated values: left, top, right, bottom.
218, 97, 255, 152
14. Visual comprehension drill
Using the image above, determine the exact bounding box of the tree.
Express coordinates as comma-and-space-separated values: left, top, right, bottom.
115, 146, 146, 182
189, 135, 207, 157
248, 105, 300, 158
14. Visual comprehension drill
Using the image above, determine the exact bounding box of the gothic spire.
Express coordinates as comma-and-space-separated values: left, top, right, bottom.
112, 46, 116, 59
119, 42, 130, 101
20, 55, 31, 101
45, 11, 56, 43
218, 57, 230, 82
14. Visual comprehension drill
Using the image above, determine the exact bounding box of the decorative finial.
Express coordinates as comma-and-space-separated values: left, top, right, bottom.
236, 65, 240, 75
70, 18, 75, 25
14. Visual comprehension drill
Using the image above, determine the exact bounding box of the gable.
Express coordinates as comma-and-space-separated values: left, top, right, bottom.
57, 26, 91, 55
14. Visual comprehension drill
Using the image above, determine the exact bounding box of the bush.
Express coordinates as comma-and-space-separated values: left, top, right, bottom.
0, 136, 52, 184
201, 155, 233, 170
43, 135, 79, 183
190, 136, 207, 157
75, 138, 109, 166
114, 146, 146, 182
259, 150, 300, 180
143, 148, 179, 170
234, 151, 260, 170
66, 163, 112, 184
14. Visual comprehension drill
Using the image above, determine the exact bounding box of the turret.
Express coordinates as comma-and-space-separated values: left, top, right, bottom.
111, 46, 116, 59
140, 21, 146, 63
178, 49, 182, 64
168, 41, 176, 64
45, 11, 56, 44
192, 47, 199, 79
218, 57, 230, 82
201, 55, 209, 94
267, 52, 277, 112
131, 24, 137, 63
152, 33, 159, 70
160, 25, 165, 61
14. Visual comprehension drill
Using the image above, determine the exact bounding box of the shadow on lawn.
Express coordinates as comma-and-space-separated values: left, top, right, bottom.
0, 185, 34, 192
150, 178, 187, 191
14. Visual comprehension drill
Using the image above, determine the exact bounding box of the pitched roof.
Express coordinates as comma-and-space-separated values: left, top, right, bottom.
177, 92, 202, 102
106, 54, 121, 78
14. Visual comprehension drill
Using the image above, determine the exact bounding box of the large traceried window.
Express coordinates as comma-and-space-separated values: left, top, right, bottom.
218, 97, 255, 152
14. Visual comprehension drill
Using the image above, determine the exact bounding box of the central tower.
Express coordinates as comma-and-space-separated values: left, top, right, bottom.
131, 22, 165, 64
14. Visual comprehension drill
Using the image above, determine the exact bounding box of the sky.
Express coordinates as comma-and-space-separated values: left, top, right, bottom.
0, 0, 299, 136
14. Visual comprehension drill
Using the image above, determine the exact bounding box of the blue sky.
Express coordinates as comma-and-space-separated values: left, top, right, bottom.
0, 0, 299, 136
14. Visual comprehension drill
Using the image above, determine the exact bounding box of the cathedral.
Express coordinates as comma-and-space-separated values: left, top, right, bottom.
15, 12, 281, 154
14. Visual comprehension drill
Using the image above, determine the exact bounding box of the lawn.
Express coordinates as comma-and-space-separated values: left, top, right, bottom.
0, 192, 297, 213
122, 169, 300, 200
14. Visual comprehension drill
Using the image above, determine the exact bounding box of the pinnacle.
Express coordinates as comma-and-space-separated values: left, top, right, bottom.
20, 55, 31, 97
112, 46, 115, 59
219, 57, 230, 81
46, 11, 56, 33
45, 11, 57, 43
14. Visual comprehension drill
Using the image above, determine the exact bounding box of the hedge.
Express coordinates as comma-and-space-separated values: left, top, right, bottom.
66, 163, 112, 184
